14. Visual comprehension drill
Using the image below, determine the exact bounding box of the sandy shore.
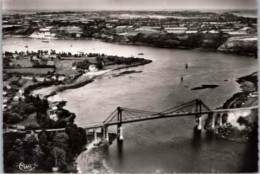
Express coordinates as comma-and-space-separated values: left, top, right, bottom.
76, 139, 112, 174
31, 60, 151, 98
32, 69, 112, 98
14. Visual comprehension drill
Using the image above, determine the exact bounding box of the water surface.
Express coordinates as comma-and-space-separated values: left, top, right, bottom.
3, 38, 258, 173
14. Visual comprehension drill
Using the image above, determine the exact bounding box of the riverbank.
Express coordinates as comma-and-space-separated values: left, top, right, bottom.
205, 72, 258, 142
3, 37, 258, 173
32, 60, 152, 98
4, 34, 258, 57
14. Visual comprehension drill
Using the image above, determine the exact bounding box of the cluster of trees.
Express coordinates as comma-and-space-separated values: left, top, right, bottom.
73, 59, 90, 69
126, 32, 228, 50
237, 72, 258, 90
4, 123, 87, 173
104, 55, 148, 65
3, 95, 48, 125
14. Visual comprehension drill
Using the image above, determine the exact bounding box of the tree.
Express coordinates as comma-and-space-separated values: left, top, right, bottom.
4, 112, 23, 124
6, 151, 20, 167
51, 147, 67, 170
65, 124, 87, 154
53, 133, 69, 150
96, 57, 104, 69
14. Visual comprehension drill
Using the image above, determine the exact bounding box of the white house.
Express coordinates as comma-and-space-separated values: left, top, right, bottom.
115, 26, 134, 33
13, 96, 20, 102
18, 89, 24, 96
165, 27, 187, 34
89, 64, 98, 72
48, 106, 59, 121
30, 27, 56, 39
58, 76, 66, 81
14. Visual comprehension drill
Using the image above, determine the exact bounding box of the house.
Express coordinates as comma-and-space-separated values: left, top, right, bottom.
239, 27, 256, 34
48, 106, 59, 121
3, 104, 7, 111
30, 27, 56, 39
13, 96, 20, 102
249, 91, 258, 97
20, 96, 25, 101
165, 27, 187, 34
224, 31, 250, 37
59, 26, 83, 37
36, 77, 45, 82
58, 76, 66, 81
51, 75, 57, 80
185, 30, 198, 34
115, 26, 134, 33
46, 60, 55, 67
135, 26, 161, 34
3, 97, 9, 104
18, 89, 24, 96
87, 57, 102, 72
22, 76, 33, 80
89, 64, 98, 72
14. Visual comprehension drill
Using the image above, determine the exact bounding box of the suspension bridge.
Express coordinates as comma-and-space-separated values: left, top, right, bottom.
5, 99, 258, 142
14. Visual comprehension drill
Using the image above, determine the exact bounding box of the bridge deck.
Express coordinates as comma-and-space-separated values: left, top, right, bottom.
3, 100, 258, 133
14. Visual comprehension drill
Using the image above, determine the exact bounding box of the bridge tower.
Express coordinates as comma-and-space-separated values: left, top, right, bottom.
195, 99, 202, 131
117, 107, 124, 140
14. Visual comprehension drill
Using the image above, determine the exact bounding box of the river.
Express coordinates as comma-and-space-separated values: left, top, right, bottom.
3, 38, 258, 173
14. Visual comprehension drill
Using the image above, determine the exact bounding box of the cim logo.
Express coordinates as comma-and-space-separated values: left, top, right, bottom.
16, 162, 38, 172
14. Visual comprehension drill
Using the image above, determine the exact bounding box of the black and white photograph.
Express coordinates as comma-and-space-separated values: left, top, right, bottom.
2, 0, 258, 173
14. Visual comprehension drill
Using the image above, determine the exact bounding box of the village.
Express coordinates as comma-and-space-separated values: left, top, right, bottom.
3, 49, 151, 130
3, 11, 257, 55
2, 8, 258, 173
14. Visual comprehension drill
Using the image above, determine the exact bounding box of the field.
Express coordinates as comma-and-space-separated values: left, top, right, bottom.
12, 58, 33, 67
4, 68, 55, 75
55, 58, 83, 76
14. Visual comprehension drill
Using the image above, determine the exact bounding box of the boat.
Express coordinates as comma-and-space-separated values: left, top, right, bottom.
42, 39, 50, 43
138, 53, 144, 55
42, 37, 51, 43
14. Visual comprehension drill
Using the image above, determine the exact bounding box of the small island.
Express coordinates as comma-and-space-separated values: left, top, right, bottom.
191, 84, 219, 90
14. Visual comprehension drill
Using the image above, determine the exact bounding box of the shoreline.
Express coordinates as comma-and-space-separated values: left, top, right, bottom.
204, 72, 258, 142
31, 60, 152, 98
4, 36, 257, 57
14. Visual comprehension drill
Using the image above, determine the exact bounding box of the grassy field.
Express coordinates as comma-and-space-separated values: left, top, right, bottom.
55, 59, 81, 76
20, 79, 35, 89
4, 68, 55, 75
13, 58, 33, 67
16, 112, 40, 128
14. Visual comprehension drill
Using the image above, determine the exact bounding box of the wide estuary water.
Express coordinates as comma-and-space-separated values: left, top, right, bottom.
3, 38, 258, 173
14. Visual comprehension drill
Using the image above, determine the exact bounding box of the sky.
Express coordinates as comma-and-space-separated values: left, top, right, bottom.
2, 0, 257, 11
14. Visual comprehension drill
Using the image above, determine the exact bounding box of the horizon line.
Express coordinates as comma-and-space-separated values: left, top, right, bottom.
2, 8, 257, 12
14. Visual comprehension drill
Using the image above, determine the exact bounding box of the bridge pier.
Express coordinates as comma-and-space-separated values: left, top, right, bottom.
117, 107, 124, 141
117, 125, 124, 141
219, 115, 223, 126
101, 128, 104, 138
93, 129, 98, 142
197, 116, 202, 130
211, 114, 215, 129
119, 126, 123, 140
195, 99, 202, 131
102, 126, 109, 142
